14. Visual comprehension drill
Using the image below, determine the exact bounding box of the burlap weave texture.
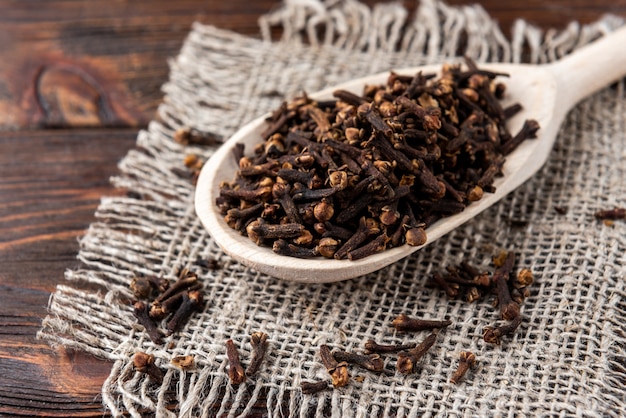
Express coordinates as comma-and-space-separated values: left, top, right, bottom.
38, 0, 626, 416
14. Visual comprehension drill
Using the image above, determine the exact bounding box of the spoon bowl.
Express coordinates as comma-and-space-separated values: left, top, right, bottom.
195, 27, 626, 283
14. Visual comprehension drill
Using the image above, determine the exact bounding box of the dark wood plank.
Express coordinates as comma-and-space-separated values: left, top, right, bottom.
0, 129, 134, 416
0, 129, 134, 281
0, 297, 111, 417
0, 0, 280, 130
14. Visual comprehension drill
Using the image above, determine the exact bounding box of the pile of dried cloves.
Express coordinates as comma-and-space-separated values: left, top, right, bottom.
130, 268, 205, 344
428, 250, 531, 344
217, 58, 540, 260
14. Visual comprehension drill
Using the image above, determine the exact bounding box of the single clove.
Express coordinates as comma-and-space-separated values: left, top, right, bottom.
225, 339, 246, 384
347, 233, 390, 260
363, 339, 417, 355
154, 273, 198, 304
174, 127, 220, 146
333, 89, 368, 106
247, 218, 304, 240
130, 277, 154, 299
166, 290, 204, 335
246, 332, 269, 376
397, 332, 439, 374
130, 275, 170, 299
594, 207, 626, 220
483, 315, 523, 345
459, 261, 491, 287
492, 251, 520, 321
132, 301, 163, 344
272, 183, 302, 224
149, 291, 185, 320
332, 350, 385, 372
133, 352, 164, 382
319, 344, 349, 387
392, 313, 452, 332
500, 119, 540, 155
334, 217, 378, 260
431, 272, 461, 298
301, 380, 331, 394
449, 351, 476, 384
224, 202, 264, 231
515, 268, 534, 288
272, 239, 318, 258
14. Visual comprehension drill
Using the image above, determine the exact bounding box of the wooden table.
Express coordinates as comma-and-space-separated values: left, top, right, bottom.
1, 1, 624, 415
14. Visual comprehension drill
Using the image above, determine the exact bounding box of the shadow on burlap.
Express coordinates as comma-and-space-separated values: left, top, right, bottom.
38, 0, 626, 416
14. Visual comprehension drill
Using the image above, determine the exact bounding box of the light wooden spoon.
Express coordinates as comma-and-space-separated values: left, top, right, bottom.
195, 26, 626, 283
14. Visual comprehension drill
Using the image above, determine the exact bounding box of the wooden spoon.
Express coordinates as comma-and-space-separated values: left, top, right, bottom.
195, 26, 626, 283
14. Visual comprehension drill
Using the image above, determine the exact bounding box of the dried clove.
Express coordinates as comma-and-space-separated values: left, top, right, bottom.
130, 275, 169, 299
431, 272, 460, 298
392, 313, 452, 332
130, 277, 154, 299
301, 380, 331, 394
150, 291, 185, 320
465, 286, 483, 303
132, 301, 163, 344
195, 256, 221, 270
154, 272, 198, 304
483, 315, 523, 345
316, 237, 339, 258
319, 344, 349, 387
492, 251, 520, 321
225, 339, 246, 384
333, 350, 385, 372
174, 127, 220, 146
166, 290, 204, 335
273, 239, 318, 258
224, 203, 264, 232
246, 218, 304, 242
449, 351, 476, 384
347, 233, 390, 260
510, 286, 531, 304
397, 332, 438, 374
246, 332, 269, 376
334, 217, 378, 260
363, 340, 417, 355
515, 268, 534, 288
333, 89, 368, 106
272, 183, 302, 224
133, 352, 164, 382
594, 207, 626, 220
459, 262, 491, 287
500, 119, 540, 155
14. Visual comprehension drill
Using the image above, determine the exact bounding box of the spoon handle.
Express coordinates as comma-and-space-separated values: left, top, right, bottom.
548, 25, 626, 111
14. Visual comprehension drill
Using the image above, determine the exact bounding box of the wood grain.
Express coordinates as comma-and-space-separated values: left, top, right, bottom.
1, 0, 625, 416
0, 129, 134, 416
2, 0, 624, 130
0, 0, 274, 130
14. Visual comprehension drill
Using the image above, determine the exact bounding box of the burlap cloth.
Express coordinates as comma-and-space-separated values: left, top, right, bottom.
38, 0, 626, 416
